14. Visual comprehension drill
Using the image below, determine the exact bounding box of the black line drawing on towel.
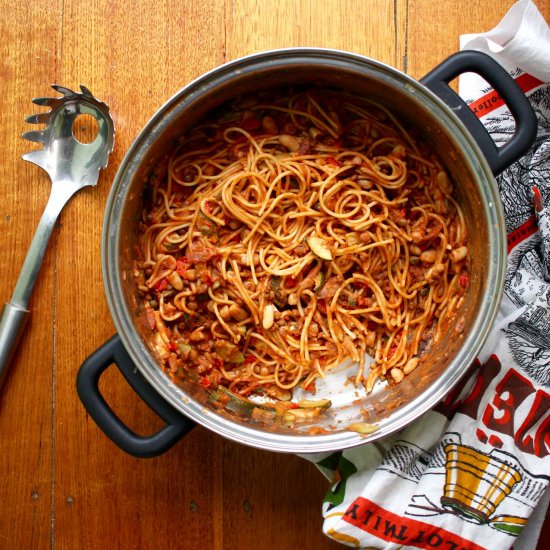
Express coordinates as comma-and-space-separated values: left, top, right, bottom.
504, 304, 550, 386
487, 86, 550, 234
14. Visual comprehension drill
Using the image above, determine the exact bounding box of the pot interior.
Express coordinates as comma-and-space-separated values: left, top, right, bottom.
105, 50, 504, 452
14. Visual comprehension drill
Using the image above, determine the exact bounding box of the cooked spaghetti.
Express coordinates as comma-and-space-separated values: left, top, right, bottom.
134, 88, 469, 407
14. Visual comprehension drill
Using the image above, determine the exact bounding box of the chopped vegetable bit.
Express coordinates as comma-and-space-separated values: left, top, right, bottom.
207, 386, 333, 426
306, 236, 333, 260
313, 271, 325, 291
296, 398, 332, 409
347, 422, 379, 434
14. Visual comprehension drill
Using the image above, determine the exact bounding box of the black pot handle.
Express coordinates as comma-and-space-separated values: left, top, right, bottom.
77, 335, 195, 458
421, 50, 537, 176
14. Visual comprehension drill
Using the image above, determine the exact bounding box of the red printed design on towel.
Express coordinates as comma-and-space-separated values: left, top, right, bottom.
482, 368, 550, 458
435, 355, 550, 458
507, 215, 539, 253
343, 497, 486, 550
468, 73, 544, 119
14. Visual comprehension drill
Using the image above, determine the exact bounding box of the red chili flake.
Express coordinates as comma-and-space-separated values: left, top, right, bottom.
199, 376, 211, 388
154, 278, 169, 292
245, 354, 255, 364
459, 273, 469, 288
317, 299, 327, 313
168, 341, 178, 352
325, 157, 340, 167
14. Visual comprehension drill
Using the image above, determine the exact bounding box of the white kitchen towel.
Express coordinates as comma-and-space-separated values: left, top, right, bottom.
304, 2, 550, 549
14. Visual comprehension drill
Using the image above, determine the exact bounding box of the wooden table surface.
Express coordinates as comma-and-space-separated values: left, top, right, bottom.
2, 1, 549, 548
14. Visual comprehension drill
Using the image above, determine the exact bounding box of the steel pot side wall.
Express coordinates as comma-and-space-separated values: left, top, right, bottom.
101, 49, 505, 453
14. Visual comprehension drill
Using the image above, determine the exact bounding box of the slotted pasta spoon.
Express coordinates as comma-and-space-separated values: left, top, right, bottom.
0, 85, 114, 391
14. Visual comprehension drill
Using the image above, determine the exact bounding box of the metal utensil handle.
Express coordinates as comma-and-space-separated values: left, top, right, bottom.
0, 189, 70, 390
0, 304, 29, 389
421, 50, 538, 176
77, 335, 195, 458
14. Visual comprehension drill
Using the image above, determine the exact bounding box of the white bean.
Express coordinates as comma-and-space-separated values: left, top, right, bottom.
278, 134, 300, 152
403, 357, 419, 375
262, 304, 276, 330
450, 246, 468, 263
390, 368, 404, 383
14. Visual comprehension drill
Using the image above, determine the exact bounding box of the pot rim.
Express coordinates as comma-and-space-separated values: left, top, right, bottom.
102, 47, 506, 453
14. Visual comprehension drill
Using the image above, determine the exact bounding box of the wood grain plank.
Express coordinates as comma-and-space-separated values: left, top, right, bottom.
394, 0, 409, 72
0, 2, 63, 549
406, 0, 550, 79
221, 443, 341, 550
226, 0, 399, 65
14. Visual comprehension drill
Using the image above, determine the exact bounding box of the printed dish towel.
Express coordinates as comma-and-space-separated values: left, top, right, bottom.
303, 2, 550, 549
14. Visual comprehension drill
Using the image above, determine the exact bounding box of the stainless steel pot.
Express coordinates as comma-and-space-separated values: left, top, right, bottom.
77, 48, 537, 457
